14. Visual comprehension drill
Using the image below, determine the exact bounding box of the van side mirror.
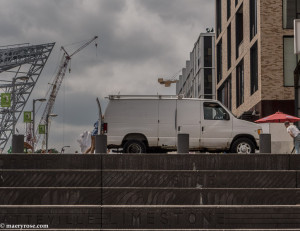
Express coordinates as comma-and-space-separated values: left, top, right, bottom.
223, 113, 230, 120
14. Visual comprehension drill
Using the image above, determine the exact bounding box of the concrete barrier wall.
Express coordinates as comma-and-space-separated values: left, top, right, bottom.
1, 154, 300, 230
0, 188, 299, 205
0, 170, 297, 188
2, 206, 300, 229
100, 170, 297, 188
0, 154, 292, 170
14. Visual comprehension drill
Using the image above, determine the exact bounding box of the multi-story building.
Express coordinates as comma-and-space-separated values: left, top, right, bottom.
176, 32, 215, 99
216, 0, 297, 120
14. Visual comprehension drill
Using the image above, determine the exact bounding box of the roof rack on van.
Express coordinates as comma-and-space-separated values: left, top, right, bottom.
107, 95, 182, 100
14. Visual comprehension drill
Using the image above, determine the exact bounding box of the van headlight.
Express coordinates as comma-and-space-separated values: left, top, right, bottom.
257, 129, 262, 135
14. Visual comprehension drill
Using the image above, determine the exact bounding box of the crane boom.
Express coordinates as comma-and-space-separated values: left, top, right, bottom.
35, 36, 98, 148
69, 36, 98, 58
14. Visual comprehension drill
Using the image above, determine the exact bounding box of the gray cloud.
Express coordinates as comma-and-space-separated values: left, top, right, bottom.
0, 0, 214, 152
136, 0, 214, 26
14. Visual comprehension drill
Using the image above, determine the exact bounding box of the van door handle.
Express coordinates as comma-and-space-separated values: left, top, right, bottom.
202, 126, 204, 132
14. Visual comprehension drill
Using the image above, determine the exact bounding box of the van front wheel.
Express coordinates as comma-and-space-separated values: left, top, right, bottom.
123, 140, 146, 153
230, 138, 255, 154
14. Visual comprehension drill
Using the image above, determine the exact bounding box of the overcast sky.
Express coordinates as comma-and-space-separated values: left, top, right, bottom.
0, 0, 214, 153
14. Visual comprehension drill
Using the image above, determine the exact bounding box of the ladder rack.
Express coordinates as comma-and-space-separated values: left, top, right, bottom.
107, 95, 184, 100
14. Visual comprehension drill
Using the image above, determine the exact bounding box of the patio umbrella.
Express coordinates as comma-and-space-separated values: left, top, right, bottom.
255, 111, 300, 123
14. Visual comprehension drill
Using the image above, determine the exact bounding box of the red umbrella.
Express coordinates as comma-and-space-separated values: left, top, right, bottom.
255, 111, 300, 123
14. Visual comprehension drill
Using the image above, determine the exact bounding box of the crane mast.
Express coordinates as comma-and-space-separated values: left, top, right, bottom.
35, 36, 98, 148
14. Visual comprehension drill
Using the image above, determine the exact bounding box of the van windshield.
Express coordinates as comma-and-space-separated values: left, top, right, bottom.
203, 102, 229, 120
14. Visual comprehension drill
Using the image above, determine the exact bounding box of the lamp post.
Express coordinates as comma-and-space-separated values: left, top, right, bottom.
12, 76, 29, 135
45, 113, 57, 153
10, 76, 29, 153
32, 98, 46, 152
60, 145, 70, 154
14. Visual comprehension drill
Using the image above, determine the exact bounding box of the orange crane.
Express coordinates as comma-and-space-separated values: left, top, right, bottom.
34, 36, 98, 149
157, 69, 180, 87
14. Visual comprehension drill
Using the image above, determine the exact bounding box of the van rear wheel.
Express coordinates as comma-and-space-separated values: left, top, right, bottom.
123, 140, 146, 153
230, 138, 255, 154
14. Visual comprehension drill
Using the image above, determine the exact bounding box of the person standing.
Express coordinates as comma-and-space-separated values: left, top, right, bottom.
285, 121, 300, 154
85, 121, 98, 154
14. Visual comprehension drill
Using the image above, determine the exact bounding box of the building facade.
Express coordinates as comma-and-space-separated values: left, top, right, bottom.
216, 0, 297, 120
176, 32, 215, 99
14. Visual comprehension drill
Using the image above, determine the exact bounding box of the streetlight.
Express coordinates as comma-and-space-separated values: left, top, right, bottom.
32, 98, 46, 152
46, 113, 57, 153
12, 76, 29, 135
60, 145, 70, 154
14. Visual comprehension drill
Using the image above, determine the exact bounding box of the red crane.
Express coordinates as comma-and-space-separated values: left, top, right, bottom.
34, 36, 98, 149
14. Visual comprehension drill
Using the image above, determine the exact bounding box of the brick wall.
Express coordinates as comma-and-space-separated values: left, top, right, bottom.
260, 0, 294, 100
216, 0, 294, 117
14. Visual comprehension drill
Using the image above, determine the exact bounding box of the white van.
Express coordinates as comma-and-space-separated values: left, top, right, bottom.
102, 95, 262, 154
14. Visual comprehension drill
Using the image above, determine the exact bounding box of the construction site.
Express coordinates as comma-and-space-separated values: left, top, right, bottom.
0, 36, 98, 154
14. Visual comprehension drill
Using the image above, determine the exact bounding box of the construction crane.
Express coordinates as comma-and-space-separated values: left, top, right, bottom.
35, 36, 98, 149
158, 69, 181, 87
0, 42, 55, 151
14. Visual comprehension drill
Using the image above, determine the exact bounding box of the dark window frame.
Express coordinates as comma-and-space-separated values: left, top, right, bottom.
217, 75, 232, 111
283, 35, 299, 87
204, 68, 213, 99
204, 36, 212, 67
283, 0, 300, 29
236, 4, 244, 59
250, 0, 257, 40
236, 59, 244, 108
216, 0, 222, 37
250, 42, 258, 94
227, 0, 231, 20
217, 39, 222, 83
227, 24, 231, 70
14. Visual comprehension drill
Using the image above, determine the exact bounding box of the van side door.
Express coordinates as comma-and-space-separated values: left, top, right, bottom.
200, 102, 232, 150
158, 99, 176, 148
176, 99, 201, 149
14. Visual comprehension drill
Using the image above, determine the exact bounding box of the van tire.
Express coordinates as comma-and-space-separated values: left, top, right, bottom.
123, 140, 146, 153
230, 138, 255, 154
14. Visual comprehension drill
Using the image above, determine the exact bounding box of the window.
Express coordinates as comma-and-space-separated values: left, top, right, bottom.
204, 69, 213, 99
250, 42, 258, 94
204, 102, 229, 120
198, 75, 201, 97
227, 0, 231, 20
250, 0, 257, 40
227, 24, 231, 69
283, 0, 300, 29
217, 39, 222, 83
284, 36, 298, 86
218, 76, 232, 110
236, 5, 243, 58
235, 0, 238, 6
236, 60, 244, 107
204, 36, 212, 67
216, 0, 222, 37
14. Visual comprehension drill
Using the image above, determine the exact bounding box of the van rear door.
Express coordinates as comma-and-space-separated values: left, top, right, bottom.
176, 99, 201, 149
